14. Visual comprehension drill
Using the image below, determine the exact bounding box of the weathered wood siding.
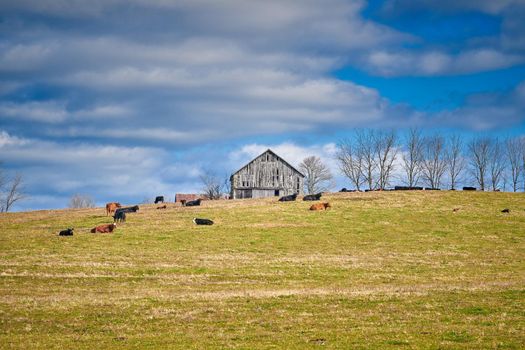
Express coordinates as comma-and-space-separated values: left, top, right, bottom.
231, 150, 304, 199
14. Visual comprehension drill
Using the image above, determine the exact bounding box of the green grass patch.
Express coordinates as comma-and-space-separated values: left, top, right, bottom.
0, 191, 524, 349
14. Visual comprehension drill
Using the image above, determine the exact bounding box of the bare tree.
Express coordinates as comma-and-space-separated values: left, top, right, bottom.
488, 139, 506, 191
223, 174, 232, 199
374, 129, 398, 190
468, 137, 491, 191
420, 134, 447, 189
68, 194, 95, 209
522, 138, 525, 192
505, 137, 522, 192
445, 134, 465, 190
1, 173, 25, 212
200, 169, 224, 200
401, 128, 424, 187
336, 139, 365, 191
356, 129, 377, 190
299, 156, 334, 194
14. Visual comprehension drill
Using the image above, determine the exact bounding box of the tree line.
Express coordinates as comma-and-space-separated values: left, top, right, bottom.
334, 129, 525, 192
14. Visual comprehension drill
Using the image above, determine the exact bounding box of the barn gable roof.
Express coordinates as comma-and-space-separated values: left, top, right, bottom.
231, 149, 305, 178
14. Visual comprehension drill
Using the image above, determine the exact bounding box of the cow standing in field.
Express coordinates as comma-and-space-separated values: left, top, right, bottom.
154, 196, 164, 204
310, 202, 331, 211
303, 193, 322, 201
106, 202, 121, 216
90, 223, 117, 233
115, 205, 139, 215
113, 205, 139, 222
279, 193, 298, 202
113, 211, 126, 223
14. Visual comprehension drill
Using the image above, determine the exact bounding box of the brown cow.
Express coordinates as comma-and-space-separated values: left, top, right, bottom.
90, 223, 117, 233
105, 202, 121, 216
310, 202, 331, 211
157, 205, 167, 209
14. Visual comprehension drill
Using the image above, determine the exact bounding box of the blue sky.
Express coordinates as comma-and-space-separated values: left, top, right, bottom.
0, 0, 524, 211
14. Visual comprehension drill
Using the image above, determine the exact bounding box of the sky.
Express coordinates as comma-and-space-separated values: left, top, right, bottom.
1, 0, 524, 211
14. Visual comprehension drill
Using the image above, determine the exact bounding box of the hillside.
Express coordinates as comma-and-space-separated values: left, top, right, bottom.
0, 191, 524, 349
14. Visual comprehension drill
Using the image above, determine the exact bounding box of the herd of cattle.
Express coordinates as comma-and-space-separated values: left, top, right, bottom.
58, 192, 330, 236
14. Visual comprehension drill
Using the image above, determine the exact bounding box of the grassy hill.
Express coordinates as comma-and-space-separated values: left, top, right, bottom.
0, 191, 524, 349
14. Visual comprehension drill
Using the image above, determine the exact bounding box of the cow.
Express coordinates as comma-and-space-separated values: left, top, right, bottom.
185, 199, 202, 207
180, 200, 187, 206
113, 211, 126, 223
309, 202, 331, 211
58, 228, 74, 236
157, 205, 167, 209
115, 205, 139, 216
394, 186, 423, 191
193, 218, 214, 225
90, 223, 117, 233
501, 208, 510, 213
452, 207, 460, 213
105, 202, 121, 216
303, 193, 322, 201
279, 193, 298, 202
463, 186, 477, 191
340, 188, 357, 192
154, 196, 164, 204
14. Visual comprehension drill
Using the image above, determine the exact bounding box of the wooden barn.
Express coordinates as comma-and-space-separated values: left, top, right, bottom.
230, 149, 305, 199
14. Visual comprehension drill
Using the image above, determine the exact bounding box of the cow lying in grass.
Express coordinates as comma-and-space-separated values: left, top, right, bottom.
193, 218, 214, 225
185, 199, 202, 207
105, 202, 121, 216
58, 228, 74, 236
303, 193, 322, 201
310, 202, 331, 211
90, 223, 117, 233
279, 193, 297, 202
157, 205, 167, 209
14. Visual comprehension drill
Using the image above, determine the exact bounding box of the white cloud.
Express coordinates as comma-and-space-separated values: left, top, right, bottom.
0, 131, 28, 147
0, 101, 67, 123
365, 49, 524, 77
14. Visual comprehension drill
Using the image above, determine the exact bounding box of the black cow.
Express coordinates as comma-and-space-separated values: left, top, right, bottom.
113, 211, 126, 223
501, 208, 510, 213
463, 186, 477, 191
154, 196, 164, 204
185, 199, 202, 207
303, 193, 322, 201
279, 193, 298, 202
115, 205, 139, 214
193, 217, 214, 225
340, 188, 357, 192
394, 186, 423, 191
58, 228, 74, 236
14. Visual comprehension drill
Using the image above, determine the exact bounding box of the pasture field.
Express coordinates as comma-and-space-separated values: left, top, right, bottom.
0, 191, 524, 349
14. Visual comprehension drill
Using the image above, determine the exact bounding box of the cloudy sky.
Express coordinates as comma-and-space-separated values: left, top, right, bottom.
1, 0, 524, 211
